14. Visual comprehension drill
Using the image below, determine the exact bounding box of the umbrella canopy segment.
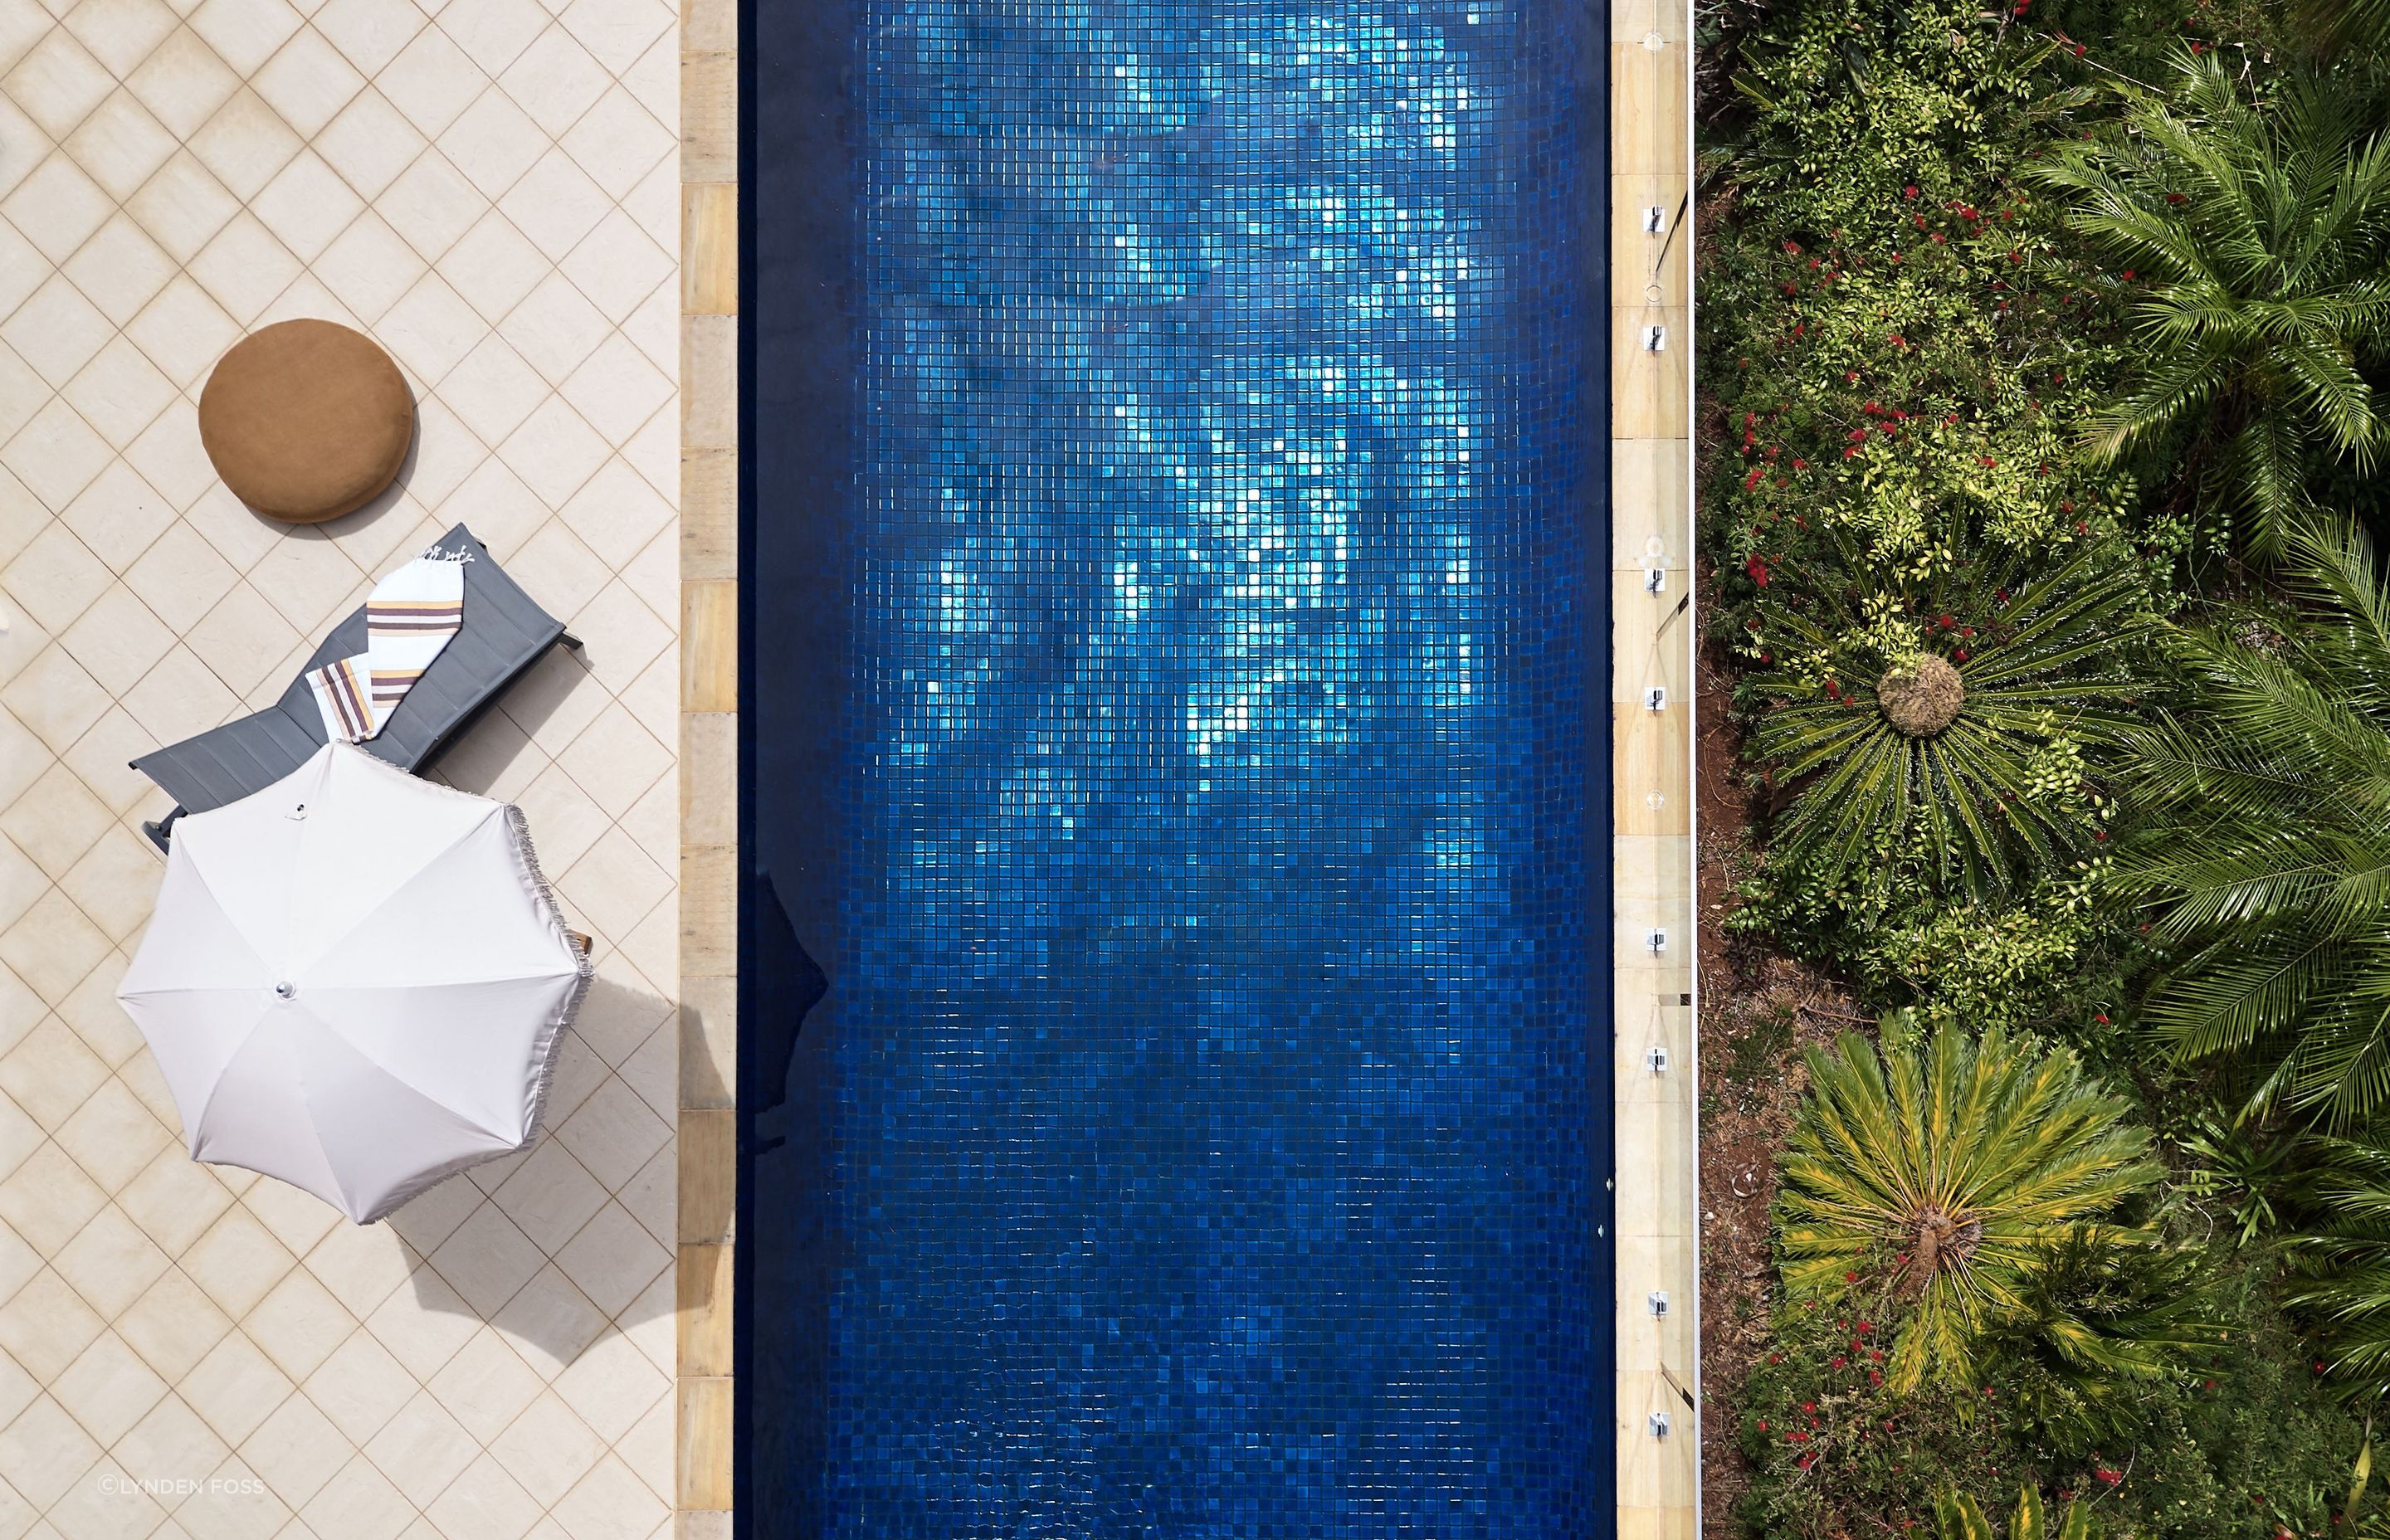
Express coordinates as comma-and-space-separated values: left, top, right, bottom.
120, 743, 591, 1223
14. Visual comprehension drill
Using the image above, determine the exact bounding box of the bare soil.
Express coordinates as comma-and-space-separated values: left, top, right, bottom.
1694, 578, 1856, 1540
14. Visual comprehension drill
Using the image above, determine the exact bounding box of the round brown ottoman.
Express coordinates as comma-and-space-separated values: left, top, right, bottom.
198, 319, 414, 524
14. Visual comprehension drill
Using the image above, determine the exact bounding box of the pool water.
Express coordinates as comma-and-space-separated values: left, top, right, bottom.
745, 0, 1612, 1530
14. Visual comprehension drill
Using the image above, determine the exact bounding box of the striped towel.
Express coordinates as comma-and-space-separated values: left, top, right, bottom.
305, 545, 468, 743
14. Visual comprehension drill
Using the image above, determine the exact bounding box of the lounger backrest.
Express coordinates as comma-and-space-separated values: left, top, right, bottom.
131, 524, 566, 816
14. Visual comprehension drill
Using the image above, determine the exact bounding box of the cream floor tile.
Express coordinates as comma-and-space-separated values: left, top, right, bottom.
0, 766, 108, 880
422, 1329, 539, 1447
250, 26, 361, 138
181, 1209, 295, 1319
0, 1395, 102, 1510
60, 463, 176, 573
243, 1270, 355, 1382
1, 648, 108, 757
295, 1225, 413, 1318
115, 1160, 235, 1261
310, 0, 419, 76
487, 1391, 598, 1508
180, 1452, 290, 1538
116, 1271, 233, 1383
299, 1451, 414, 1540
422, 1452, 539, 1540
52, 1331, 169, 1446
0, 276, 109, 390
116, 1395, 231, 1503
179, 1333, 294, 1447
52, 1206, 169, 1319
363, 1267, 476, 1382
54, 1079, 170, 1196
188, 0, 303, 77
0, 1270, 104, 1382
362, 1391, 476, 1508
299, 1333, 413, 1446
486, 1265, 602, 1382
61, 90, 177, 203
188, 85, 301, 201
312, 87, 422, 201
4, 30, 113, 143
125, 30, 241, 141
499, 27, 606, 138
0, 892, 107, 1008
250, 149, 361, 262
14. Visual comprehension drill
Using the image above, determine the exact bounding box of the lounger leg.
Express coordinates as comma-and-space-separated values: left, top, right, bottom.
560, 631, 583, 651
143, 806, 186, 853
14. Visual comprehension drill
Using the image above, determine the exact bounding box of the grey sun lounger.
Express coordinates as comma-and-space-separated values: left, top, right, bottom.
131, 523, 577, 850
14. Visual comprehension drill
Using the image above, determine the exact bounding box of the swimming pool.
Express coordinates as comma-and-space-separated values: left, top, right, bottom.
742, 0, 1612, 1529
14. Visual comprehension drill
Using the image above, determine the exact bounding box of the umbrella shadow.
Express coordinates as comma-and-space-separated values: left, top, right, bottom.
381, 971, 683, 1368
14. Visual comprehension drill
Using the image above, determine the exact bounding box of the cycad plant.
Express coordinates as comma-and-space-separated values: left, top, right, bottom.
1936, 1486, 2102, 1540
2284, 1133, 2390, 1400
2119, 521, 2390, 1125
2031, 48, 2390, 559
1740, 518, 2149, 898
1778, 1024, 2162, 1391
1973, 1230, 2227, 1444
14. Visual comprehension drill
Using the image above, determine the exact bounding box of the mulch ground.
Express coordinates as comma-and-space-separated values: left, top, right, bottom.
1693, 582, 1856, 1538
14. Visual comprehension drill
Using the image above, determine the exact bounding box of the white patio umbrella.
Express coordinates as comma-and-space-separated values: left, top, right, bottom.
118, 741, 590, 1223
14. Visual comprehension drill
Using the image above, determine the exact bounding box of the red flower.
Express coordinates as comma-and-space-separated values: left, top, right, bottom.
2075, 41, 2086, 55
1845, 371, 1860, 384
1797, 1454, 1815, 1470
1791, 457, 1808, 470
1744, 467, 1765, 492
1756, 1420, 1769, 1431
1903, 184, 1919, 200
2096, 1469, 2123, 1487
2167, 192, 2187, 205
1745, 553, 1769, 584
2009, 249, 2024, 264
1843, 1271, 1857, 1283
1953, 647, 1969, 661
1802, 1402, 1817, 1414
2095, 1011, 2110, 1024
1977, 456, 1997, 468
1832, 1356, 1848, 1368
1869, 1369, 1884, 1385
2123, 270, 2135, 280
1783, 240, 1802, 255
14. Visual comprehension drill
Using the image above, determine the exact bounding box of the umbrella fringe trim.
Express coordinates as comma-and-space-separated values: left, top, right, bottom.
353, 804, 592, 1225
503, 802, 595, 1153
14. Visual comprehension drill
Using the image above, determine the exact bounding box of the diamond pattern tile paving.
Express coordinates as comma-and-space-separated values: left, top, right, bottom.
0, 0, 680, 1529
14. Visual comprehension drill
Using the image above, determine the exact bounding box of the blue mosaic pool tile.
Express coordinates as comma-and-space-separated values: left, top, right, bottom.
759, 0, 1608, 1529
